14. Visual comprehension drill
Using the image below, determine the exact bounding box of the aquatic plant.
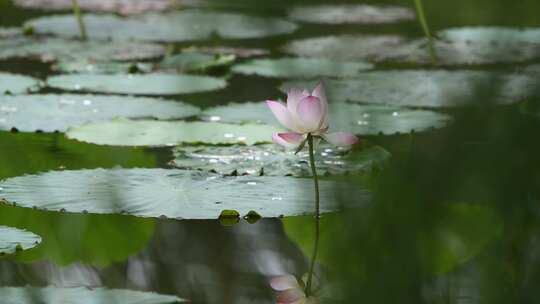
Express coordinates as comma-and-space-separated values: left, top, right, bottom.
71, 0, 87, 40
266, 83, 358, 296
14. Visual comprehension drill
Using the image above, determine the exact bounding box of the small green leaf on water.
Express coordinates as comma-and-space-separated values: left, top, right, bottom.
219, 210, 240, 226
243, 210, 262, 224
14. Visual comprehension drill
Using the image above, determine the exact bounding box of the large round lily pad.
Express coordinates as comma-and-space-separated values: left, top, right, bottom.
159, 52, 236, 73
283, 27, 540, 65
182, 46, 270, 59
53, 60, 153, 74
66, 119, 277, 146
0, 36, 165, 63
288, 4, 414, 24
282, 71, 539, 108
0, 226, 41, 255
172, 144, 390, 176
14, 0, 173, 15
0, 73, 41, 95
0, 286, 185, 303
282, 34, 409, 62
25, 10, 298, 42
0, 168, 368, 219
0, 27, 22, 38
46, 73, 227, 95
202, 102, 452, 134
231, 57, 373, 78
0, 94, 200, 132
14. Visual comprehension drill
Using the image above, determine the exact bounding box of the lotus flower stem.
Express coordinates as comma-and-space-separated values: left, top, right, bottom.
71, 0, 87, 41
305, 133, 320, 296
413, 0, 437, 64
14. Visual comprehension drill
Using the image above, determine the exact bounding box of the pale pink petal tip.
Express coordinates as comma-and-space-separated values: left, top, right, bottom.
272, 132, 305, 148
276, 289, 305, 304
270, 275, 300, 291
323, 132, 359, 146
311, 82, 326, 102
266, 100, 295, 130
296, 96, 324, 131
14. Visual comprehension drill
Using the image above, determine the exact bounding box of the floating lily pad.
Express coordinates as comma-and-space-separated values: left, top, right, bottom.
283, 203, 502, 274
14, 0, 174, 15
282, 71, 539, 108
439, 27, 540, 44
0, 73, 41, 95
202, 102, 452, 134
0, 36, 165, 63
0, 27, 22, 38
25, 10, 298, 42
172, 144, 390, 176
159, 52, 235, 73
231, 57, 373, 78
288, 4, 414, 24
0, 226, 41, 255
282, 34, 409, 61
46, 73, 227, 95
0, 168, 368, 219
66, 119, 277, 146
0, 94, 200, 132
0, 286, 185, 303
0, 204, 155, 266
53, 60, 153, 74
182, 46, 270, 58
283, 27, 540, 65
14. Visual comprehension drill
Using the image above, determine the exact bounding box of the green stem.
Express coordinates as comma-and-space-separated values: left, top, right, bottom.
305, 133, 320, 297
72, 0, 87, 41
413, 0, 437, 64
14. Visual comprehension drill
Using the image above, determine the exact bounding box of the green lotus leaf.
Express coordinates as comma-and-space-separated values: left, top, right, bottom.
0, 94, 200, 132
0, 168, 369, 219
231, 57, 373, 79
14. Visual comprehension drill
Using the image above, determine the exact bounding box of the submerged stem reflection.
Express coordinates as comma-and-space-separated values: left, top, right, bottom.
305, 133, 320, 296
413, 0, 437, 64
71, 0, 87, 41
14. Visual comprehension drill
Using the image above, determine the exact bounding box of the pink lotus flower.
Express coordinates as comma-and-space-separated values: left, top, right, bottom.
270, 274, 319, 304
266, 83, 359, 149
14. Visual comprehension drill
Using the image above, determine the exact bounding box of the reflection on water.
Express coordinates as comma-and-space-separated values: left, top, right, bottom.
0, 213, 306, 303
